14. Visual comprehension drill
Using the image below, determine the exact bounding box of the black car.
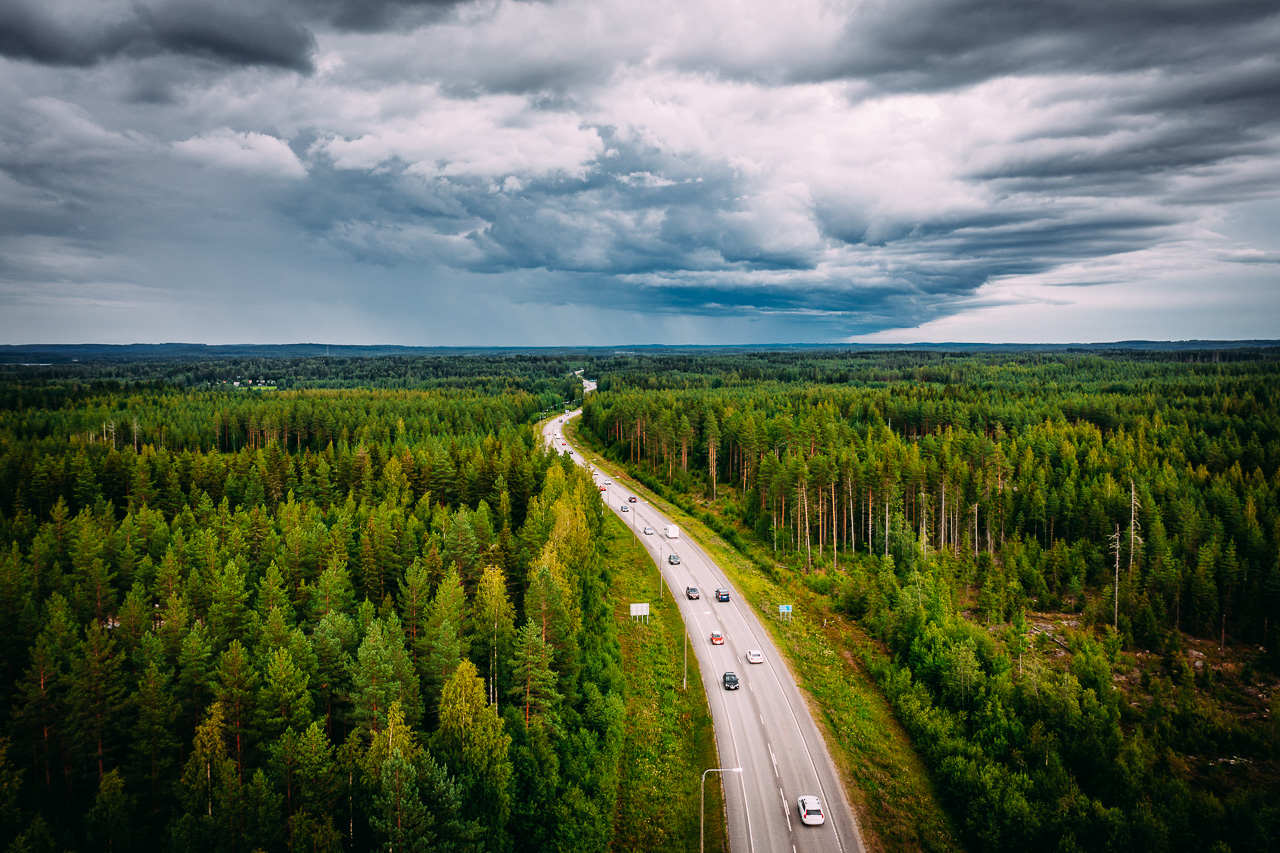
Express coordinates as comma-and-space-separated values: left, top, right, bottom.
722, 672, 740, 690
685, 586, 699, 599
715, 588, 730, 602
668, 553, 681, 565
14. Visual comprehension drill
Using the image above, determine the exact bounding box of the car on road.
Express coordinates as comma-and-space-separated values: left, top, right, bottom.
643, 526, 654, 535
715, 588, 730, 601
628, 495, 637, 503
745, 649, 764, 664
685, 587, 699, 599
668, 553, 680, 565
602, 479, 611, 485
797, 795, 825, 826
710, 631, 724, 645
722, 671, 739, 690
599, 485, 607, 491
620, 505, 629, 512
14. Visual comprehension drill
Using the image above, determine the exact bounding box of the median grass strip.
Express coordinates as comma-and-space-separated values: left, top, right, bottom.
604, 513, 728, 853
570, 418, 959, 853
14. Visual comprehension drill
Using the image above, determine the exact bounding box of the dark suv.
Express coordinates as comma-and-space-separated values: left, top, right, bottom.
722, 672, 740, 690
715, 588, 730, 602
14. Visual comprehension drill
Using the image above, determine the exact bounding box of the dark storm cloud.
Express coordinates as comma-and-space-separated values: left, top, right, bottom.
812, 0, 1280, 91
297, 0, 468, 32
294, 135, 809, 278
0, 1, 316, 71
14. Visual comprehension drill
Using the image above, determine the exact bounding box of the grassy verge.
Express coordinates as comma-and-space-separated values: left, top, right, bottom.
572, 420, 960, 853
604, 511, 728, 853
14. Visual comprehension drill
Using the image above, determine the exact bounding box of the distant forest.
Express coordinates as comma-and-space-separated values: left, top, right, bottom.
1, 347, 1278, 852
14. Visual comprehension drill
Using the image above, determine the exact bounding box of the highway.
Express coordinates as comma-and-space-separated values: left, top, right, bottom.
543, 407, 864, 853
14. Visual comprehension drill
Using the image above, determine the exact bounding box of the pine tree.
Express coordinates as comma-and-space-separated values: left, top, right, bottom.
131, 636, 179, 818
312, 610, 357, 737
421, 568, 467, 717
66, 621, 126, 786
255, 561, 293, 626
371, 747, 431, 853
85, 769, 135, 853
436, 660, 512, 846
469, 565, 516, 708
398, 557, 433, 672
255, 647, 313, 745
291, 722, 340, 852
705, 411, 720, 499
312, 553, 356, 621
174, 702, 235, 848
351, 619, 422, 734
177, 623, 215, 743
213, 640, 259, 781
509, 621, 561, 729
207, 559, 252, 654
14, 626, 70, 794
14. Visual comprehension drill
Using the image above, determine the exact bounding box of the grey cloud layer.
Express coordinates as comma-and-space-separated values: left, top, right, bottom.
1, 0, 1278, 343
0, 1, 316, 70
778, 0, 1280, 92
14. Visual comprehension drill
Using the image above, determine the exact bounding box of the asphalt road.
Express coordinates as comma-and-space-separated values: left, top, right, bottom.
543, 409, 864, 853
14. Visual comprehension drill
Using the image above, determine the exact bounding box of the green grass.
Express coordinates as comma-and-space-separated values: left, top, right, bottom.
571, 420, 961, 853
603, 513, 728, 853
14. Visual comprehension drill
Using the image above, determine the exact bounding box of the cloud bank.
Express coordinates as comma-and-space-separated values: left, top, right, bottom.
1, 0, 1277, 344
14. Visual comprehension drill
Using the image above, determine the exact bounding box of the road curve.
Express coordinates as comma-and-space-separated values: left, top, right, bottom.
543, 408, 864, 853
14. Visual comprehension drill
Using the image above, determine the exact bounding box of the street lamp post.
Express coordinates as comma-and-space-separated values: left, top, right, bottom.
701, 767, 742, 853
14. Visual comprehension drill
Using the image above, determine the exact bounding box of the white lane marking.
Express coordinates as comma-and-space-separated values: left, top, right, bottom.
768, 743, 779, 779
562, 417, 773, 853
715, 683, 756, 853
728, 596, 851, 852
781, 787, 792, 831
759, 658, 847, 853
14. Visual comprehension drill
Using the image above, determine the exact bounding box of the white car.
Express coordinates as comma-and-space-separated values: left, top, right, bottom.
745, 649, 764, 664
797, 795, 824, 826
643, 526, 654, 535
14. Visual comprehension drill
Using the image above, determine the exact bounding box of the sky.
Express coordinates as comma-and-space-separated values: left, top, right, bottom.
1, 0, 1278, 346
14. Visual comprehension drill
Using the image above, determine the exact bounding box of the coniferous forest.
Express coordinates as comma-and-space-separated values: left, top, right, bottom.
578, 348, 1280, 851
0, 360, 625, 852
2, 347, 1279, 852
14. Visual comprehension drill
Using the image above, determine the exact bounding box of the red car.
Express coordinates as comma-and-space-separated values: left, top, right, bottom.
710, 631, 724, 645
